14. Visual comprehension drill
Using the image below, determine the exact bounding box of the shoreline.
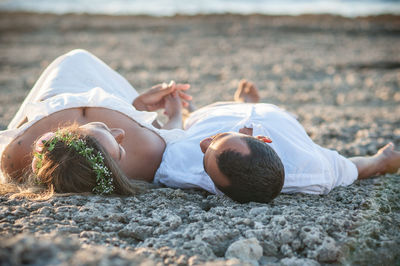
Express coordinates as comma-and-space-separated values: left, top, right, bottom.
1, 11, 399, 34
1, 10, 400, 19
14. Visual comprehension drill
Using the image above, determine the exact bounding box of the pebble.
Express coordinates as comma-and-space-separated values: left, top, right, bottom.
225, 238, 263, 265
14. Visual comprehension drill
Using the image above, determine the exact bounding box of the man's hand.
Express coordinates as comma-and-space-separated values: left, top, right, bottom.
162, 90, 183, 130
164, 91, 182, 119
133, 81, 191, 111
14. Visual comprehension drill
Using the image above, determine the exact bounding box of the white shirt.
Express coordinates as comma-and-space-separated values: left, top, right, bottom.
154, 102, 358, 195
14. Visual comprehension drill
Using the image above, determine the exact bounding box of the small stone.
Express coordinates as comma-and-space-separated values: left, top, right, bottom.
225, 238, 263, 265
260, 240, 279, 256
249, 207, 269, 216
291, 239, 302, 251
300, 226, 323, 249
277, 227, 296, 245
12, 207, 29, 217
315, 237, 340, 263
280, 257, 320, 266
259, 256, 279, 264
280, 244, 294, 257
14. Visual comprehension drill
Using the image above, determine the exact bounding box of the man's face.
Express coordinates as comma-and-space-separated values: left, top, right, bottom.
200, 132, 251, 187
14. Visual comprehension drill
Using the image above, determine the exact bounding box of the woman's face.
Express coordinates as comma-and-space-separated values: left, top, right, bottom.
79, 122, 126, 162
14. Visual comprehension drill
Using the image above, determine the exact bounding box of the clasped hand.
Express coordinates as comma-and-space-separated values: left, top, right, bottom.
133, 81, 191, 113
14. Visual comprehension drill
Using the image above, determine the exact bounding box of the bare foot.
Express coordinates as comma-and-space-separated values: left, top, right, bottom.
376, 142, 400, 174
350, 142, 400, 179
234, 79, 260, 103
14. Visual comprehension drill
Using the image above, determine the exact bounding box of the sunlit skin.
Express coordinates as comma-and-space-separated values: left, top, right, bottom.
77, 108, 167, 182
79, 122, 126, 162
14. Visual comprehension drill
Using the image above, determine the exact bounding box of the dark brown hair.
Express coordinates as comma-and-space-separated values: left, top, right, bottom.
215, 137, 285, 203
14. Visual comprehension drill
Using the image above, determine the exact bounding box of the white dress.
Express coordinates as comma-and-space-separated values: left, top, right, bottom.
154, 102, 358, 195
0, 49, 183, 182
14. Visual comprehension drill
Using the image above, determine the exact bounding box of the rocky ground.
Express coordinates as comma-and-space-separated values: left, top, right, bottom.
0, 12, 399, 265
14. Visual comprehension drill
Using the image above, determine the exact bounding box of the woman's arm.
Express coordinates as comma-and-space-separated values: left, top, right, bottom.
132, 81, 191, 111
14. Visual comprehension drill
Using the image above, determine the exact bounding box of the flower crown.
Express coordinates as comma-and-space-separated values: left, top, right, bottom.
32, 130, 114, 195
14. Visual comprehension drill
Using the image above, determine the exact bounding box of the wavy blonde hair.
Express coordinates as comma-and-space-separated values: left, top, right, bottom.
1, 124, 151, 200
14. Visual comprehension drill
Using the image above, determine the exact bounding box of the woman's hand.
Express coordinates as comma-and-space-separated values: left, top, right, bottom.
162, 91, 183, 130
133, 81, 191, 111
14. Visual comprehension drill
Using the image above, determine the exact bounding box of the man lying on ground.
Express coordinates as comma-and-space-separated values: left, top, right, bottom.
156, 80, 400, 203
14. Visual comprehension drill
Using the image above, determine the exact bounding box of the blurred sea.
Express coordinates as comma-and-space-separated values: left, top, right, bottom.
0, 0, 399, 17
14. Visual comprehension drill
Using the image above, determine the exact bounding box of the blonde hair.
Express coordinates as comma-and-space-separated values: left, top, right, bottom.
1, 124, 151, 200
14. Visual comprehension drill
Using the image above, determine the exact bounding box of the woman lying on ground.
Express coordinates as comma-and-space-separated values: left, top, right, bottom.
0, 49, 191, 198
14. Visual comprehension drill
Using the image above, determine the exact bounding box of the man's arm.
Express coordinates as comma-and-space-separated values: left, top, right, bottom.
162, 91, 183, 130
